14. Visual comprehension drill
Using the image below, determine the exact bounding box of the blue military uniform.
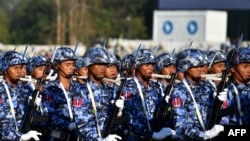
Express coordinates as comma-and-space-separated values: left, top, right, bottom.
123, 77, 162, 140
155, 52, 177, 94
73, 47, 117, 140
122, 48, 171, 141
74, 79, 113, 140
43, 79, 81, 140
0, 51, 33, 140
170, 48, 215, 140
222, 47, 250, 125
42, 46, 79, 141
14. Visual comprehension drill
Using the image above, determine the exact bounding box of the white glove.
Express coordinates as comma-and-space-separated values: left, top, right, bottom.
68, 122, 76, 131
152, 127, 176, 140
103, 134, 122, 141
20, 130, 42, 141
165, 95, 170, 103
35, 95, 42, 106
115, 96, 124, 110
204, 124, 224, 140
28, 95, 42, 106
217, 88, 228, 102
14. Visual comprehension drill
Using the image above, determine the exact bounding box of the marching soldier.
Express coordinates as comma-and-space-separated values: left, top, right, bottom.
122, 48, 176, 141
120, 54, 135, 78
0, 50, 42, 140
74, 56, 88, 84
73, 47, 124, 141
26, 55, 49, 89
42, 46, 80, 141
103, 52, 121, 86
169, 48, 227, 140
222, 47, 250, 125
25, 55, 50, 141
155, 52, 177, 94
206, 50, 227, 88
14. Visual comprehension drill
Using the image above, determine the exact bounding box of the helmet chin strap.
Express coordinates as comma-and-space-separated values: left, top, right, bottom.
57, 66, 73, 79
136, 68, 151, 81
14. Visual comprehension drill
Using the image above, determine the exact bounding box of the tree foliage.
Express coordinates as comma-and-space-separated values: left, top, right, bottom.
0, 0, 155, 45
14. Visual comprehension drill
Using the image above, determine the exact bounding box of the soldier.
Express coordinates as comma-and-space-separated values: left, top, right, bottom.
206, 50, 227, 88
169, 48, 226, 140
26, 55, 49, 89
20, 55, 28, 79
200, 51, 209, 82
222, 47, 250, 125
25, 55, 50, 141
120, 54, 135, 78
122, 48, 176, 141
155, 52, 177, 94
74, 56, 88, 84
73, 47, 124, 141
42, 46, 79, 141
103, 52, 121, 86
0, 50, 42, 140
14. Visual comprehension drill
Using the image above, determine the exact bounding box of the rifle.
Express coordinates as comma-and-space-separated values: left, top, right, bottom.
74, 42, 79, 53
102, 43, 141, 138
151, 72, 177, 132
206, 34, 243, 130
20, 47, 57, 133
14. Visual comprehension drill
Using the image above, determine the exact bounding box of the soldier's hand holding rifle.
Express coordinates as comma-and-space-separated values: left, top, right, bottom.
20, 130, 42, 141
112, 96, 125, 117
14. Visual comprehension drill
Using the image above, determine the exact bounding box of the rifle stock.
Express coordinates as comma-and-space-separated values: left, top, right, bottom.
102, 44, 141, 138
151, 73, 177, 132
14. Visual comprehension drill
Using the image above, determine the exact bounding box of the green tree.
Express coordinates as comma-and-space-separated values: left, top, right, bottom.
0, 0, 156, 44
9, 0, 56, 44
0, 10, 9, 43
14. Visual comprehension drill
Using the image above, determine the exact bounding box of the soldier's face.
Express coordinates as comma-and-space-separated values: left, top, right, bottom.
185, 66, 203, 82
32, 65, 46, 79
88, 63, 107, 81
209, 62, 226, 74
76, 67, 88, 77
105, 64, 118, 79
5, 64, 23, 82
231, 62, 250, 83
136, 63, 154, 80
161, 64, 176, 75
56, 60, 75, 78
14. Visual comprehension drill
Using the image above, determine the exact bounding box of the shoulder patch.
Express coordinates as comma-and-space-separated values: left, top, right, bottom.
73, 97, 83, 107
43, 95, 53, 103
171, 97, 182, 107
123, 91, 132, 100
